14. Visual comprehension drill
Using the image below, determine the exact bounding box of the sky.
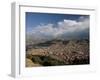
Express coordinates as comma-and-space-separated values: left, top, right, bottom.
26, 12, 89, 41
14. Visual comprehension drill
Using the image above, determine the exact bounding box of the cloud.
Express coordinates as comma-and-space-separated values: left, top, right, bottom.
26, 16, 89, 42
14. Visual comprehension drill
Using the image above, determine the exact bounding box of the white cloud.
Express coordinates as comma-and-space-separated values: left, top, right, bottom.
27, 16, 89, 41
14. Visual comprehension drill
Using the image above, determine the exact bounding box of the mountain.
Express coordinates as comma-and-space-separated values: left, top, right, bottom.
26, 39, 89, 67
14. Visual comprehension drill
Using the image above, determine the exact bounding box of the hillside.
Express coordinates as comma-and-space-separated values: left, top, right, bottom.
26, 39, 89, 67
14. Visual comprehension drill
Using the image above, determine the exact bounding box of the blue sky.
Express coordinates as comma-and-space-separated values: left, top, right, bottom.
26, 12, 89, 32
26, 12, 89, 41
